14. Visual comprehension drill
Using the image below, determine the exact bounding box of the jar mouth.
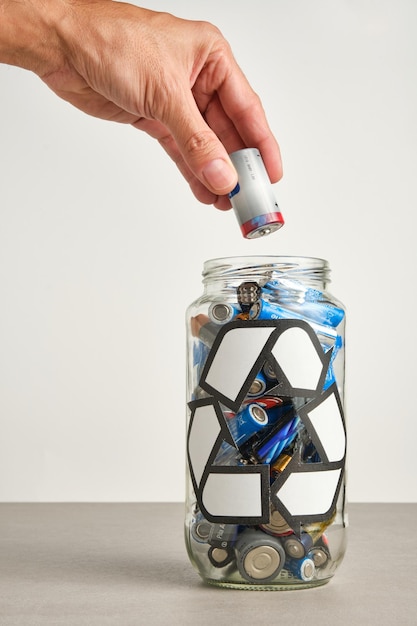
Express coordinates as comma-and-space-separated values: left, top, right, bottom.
204, 255, 328, 270
202, 256, 330, 286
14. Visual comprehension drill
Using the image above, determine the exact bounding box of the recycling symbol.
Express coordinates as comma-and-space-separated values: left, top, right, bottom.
187, 319, 346, 533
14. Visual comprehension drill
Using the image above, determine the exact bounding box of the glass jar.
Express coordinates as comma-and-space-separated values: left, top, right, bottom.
185, 256, 347, 590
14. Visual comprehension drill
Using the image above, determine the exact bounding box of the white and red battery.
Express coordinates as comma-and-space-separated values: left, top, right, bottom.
229, 148, 284, 239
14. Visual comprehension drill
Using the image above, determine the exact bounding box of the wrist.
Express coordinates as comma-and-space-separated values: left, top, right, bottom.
0, 0, 68, 74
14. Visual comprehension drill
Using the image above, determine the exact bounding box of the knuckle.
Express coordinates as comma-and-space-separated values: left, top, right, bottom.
184, 130, 216, 160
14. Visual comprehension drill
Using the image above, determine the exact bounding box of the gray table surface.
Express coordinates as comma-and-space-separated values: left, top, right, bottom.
0, 503, 416, 626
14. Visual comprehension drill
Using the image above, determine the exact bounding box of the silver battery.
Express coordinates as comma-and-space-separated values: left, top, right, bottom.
282, 532, 313, 559
309, 546, 330, 568
235, 529, 285, 583
229, 148, 284, 239
208, 301, 238, 324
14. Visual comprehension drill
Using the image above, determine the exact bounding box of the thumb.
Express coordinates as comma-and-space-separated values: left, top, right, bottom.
166, 97, 238, 196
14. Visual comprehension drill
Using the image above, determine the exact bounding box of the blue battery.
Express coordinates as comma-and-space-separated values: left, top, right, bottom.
262, 361, 278, 382
263, 278, 345, 327
247, 370, 269, 398
251, 294, 344, 329
264, 279, 323, 304
286, 300, 344, 328
323, 333, 343, 390
249, 298, 286, 321
282, 532, 314, 559
193, 339, 210, 374
227, 403, 269, 447
264, 278, 339, 315
285, 556, 316, 582
249, 297, 340, 340
254, 415, 300, 465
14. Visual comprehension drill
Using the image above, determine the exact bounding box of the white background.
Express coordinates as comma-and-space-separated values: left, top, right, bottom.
0, 0, 416, 503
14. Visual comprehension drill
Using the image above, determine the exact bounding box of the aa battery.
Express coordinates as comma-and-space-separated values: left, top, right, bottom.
263, 360, 278, 382
271, 452, 292, 474
323, 333, 343, 390
207, 523, 239, 568
264, 280, 345, 328
249, 298, 289, 321
227, 403, 269, 447
229, 148, 284, 239
191, 513, 213, 544
208, 301, 240, 324
249, 296, 340, 343
252, 292, 344, 329
235, 529, 285, 583
208, 522, 240, 549
285, 556, 316, 582
308, 535, 331, 568
238, 403, 295, 463
190, 314, 218, 348
282, 532, 314, 559
246, 395, 284, 411
247, 370, 268, 398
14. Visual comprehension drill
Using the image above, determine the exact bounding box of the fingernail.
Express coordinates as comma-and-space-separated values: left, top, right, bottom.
202, 159, 237, 193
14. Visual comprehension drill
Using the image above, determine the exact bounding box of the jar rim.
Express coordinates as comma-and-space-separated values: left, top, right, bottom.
203, 255, 329, 275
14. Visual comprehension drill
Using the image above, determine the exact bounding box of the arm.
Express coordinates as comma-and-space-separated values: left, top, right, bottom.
0, 0, 282, 208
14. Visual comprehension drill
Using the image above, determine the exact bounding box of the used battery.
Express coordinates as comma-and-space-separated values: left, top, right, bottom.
252, 292, 344, 329
235, 529, 285, 583
208, 522, 240, 549
285, 556, 316, 582
282, 532, 314, 559
247, 370, 268, 398
190, 314, 218, 348
308, 535, 331, 568
263, 360, 278, 382
246, 395, 284, 411
227, 403, 269, 447
264, 280, 345, 328
239, 403, 296, 463
229, 148, 284, 239
190, 513, 212, 544
208, 301, 240, 324
207, 523, 239, 568
249, 296, 340, 342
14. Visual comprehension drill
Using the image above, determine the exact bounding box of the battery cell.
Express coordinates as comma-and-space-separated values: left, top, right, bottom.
235, 529, 285, 583
227, 403, 269, 447
282, 532, 314, 559
229, 148, 284, 239
208, 301, 239, 324
285, 556, 316, 582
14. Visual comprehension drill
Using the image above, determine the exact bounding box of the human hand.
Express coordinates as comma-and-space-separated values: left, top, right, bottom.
1, 0, 282, 208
